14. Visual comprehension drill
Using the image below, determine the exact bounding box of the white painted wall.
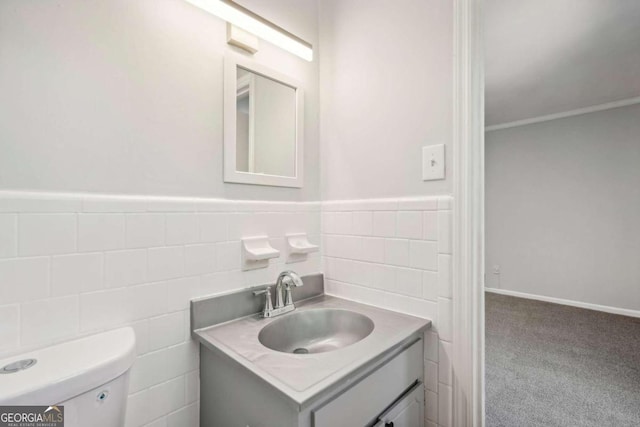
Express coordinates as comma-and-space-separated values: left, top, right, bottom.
485, 103, 640, 311
0, 0, 319, 201
318, 2, 456, 425
319, 0, 453, 200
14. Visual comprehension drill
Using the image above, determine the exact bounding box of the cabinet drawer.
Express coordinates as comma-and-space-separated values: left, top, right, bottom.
373, 382, 424, 427
313, 339, 423, 427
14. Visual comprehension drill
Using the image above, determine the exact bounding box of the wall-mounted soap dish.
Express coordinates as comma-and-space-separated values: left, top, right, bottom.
242, 236, 280, 270
285, 233, 319, 263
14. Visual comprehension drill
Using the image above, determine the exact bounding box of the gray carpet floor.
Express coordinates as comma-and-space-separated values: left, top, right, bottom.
485, 293, 640, 427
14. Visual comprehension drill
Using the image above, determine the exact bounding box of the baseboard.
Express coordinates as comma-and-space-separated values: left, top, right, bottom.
485, 287, 640, 319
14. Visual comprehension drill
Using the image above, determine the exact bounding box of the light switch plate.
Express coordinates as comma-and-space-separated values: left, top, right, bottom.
422, 144, 445, 181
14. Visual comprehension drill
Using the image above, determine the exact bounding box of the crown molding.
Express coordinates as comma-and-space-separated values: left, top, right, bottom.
486, 96, 640, 132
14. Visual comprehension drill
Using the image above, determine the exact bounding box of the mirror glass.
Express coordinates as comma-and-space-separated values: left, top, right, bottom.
235, 67, 297, 178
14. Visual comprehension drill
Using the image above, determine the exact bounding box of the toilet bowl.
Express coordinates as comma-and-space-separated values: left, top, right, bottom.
0, 327, 136, 427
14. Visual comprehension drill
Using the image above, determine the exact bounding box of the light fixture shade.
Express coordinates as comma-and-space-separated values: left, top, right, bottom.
184, 0, 313, 61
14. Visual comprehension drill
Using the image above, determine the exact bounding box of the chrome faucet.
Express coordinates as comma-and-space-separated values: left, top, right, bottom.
253, 271, 304, 318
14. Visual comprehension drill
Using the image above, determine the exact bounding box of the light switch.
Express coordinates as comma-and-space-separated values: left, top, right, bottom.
422, 144, 445, 181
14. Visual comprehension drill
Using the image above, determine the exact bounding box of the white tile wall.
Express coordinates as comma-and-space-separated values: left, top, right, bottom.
184, 244, 217, 276
423, 211, 439, 241
373, 211, 396, 237
147, 247, 184, 282
397, 211, 423, 239
20, 296, 79, 347
78, 214, 126, 252
51, 253, 104, 296
18, 214, 77, 256
165, 214, 199, 246
0, 304, 19, 351
384, 238, 410, 266
438, 384, 453, 427
0, 257, 49, 304
0, 214, 17, 258
409, 241, 438, 270
322, 196, 453, 427
126, 214, 165, 249
197, 213, 228, 242
0, 191, 321, 427
1, 191, 454, 427
352, 211, 373, 235
104, 250, 147, 288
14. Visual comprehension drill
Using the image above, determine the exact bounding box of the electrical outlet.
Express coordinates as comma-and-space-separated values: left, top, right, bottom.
492, 265, 500, 275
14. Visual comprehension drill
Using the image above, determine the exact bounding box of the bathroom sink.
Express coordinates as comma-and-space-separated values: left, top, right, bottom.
258, 309, 375, 354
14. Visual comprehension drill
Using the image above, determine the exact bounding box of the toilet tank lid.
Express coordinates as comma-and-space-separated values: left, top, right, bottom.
0, 327, 136, 405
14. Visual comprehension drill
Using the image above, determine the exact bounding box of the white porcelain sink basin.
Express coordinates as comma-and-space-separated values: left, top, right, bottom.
258, 309, 375, 354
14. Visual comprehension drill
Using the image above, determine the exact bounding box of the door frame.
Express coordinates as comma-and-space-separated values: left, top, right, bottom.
452, 0, 485, 425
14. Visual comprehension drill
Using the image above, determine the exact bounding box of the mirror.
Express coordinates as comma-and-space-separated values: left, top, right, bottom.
235, 68, 296, 177
224, 55, 304, 188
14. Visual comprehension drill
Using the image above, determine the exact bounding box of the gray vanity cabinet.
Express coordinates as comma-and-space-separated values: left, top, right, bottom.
312, 339, 423, 427
200, 335, 425, 427
372, 384, 424, 427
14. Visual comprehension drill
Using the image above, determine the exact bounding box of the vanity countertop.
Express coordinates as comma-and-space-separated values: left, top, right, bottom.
194, 295, 431, 407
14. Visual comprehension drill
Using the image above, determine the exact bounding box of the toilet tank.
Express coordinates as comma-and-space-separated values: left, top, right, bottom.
0, 327, 136, 427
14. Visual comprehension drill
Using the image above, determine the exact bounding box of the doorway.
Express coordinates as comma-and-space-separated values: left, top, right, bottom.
483, 1, 640, 425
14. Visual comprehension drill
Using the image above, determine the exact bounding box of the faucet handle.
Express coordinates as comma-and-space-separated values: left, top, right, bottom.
252, 287, 270, 296
253, 286, 273, 317
284, 281, 298, 307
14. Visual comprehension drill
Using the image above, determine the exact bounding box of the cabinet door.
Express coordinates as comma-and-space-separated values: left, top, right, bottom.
373, 382, 424, 427
313, 340, 423, 427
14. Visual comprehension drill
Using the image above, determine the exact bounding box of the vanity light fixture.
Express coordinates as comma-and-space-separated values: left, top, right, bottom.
184, 0, 313, 61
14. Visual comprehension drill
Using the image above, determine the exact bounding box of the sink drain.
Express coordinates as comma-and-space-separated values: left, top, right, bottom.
293, 348, 309, 354
0, 359, 37, 374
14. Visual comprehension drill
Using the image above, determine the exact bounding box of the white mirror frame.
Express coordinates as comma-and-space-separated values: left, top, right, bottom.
223, 53, 304, 188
